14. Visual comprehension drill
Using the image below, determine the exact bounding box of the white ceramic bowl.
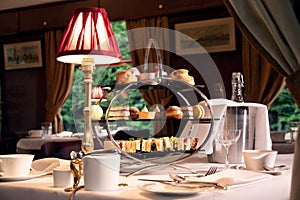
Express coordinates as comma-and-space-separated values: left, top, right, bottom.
242, 150, 278, 171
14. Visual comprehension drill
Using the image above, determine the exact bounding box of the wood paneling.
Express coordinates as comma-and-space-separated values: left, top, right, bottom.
102, 0, 224, 21
19, 0, 98, 32
0, 0, 224, 35
0, 12, 18, 35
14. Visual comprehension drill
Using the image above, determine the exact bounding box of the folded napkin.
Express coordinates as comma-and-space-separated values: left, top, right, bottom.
186, 169, 272, 189
55, 131, 73, 137
31, 158, 70, 175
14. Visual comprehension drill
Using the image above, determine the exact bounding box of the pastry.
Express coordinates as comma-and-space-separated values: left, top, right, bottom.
181, 106, 194, 119
139, 106, 155, 119
192, 104, 205, 119
169, 69, 195, 85
106, 105, 130, 120
107, 110, 130, 117
129, 107, 140, 119
166, 106, 183, 119
109, 105, 129, 111
116, 67, 140, 84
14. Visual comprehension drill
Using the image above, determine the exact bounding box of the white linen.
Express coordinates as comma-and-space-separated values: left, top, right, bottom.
0, 154, 293, 200
31, 158, 70, 174
226, 101, 272, 150
201, 99, 272, 163
187, 168, 272, 189
16, 137, 81, 151
55, 131, 73, 138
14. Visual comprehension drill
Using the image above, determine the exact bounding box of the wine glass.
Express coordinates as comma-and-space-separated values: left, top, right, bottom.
216, 130, 241, 168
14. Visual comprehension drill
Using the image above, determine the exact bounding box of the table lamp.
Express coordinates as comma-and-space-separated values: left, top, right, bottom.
56, 7, 122, 153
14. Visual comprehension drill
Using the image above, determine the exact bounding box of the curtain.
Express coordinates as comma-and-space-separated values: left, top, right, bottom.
224, 0, 300, 108
44, 30, 74, 133
223, 1, 300, 199
242, 35, 285, 107
126, 16, 170, 72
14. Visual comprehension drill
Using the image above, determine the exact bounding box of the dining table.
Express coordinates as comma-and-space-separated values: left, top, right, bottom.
0, 152, 293, 200
16, 134, 82, 154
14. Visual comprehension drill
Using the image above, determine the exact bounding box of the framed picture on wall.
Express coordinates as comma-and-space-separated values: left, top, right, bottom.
175, 17, 236, 55
3, 40, 43, 70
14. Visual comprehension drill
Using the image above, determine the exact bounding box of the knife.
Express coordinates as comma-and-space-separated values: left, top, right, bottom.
138, 178, 227, 190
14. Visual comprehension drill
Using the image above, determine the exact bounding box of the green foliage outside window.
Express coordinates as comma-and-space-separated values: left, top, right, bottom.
61, 21, 148, 132
269, 86, 300, 132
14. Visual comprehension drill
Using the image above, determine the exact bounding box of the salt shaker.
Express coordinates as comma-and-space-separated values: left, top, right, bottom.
231, 72, 244, 103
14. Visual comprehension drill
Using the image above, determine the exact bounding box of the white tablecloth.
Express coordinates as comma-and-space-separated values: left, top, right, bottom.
16, 136, 81, 151
0, 154, 293, 200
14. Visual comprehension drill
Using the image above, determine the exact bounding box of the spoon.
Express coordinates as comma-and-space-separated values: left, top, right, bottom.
263, 166, 283, 175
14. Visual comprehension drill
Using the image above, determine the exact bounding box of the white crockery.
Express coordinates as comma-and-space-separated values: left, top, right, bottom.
53, 167, 73, 188
83, 153, 120, 191
242, 150, 278, 171
0, 154, 34, 177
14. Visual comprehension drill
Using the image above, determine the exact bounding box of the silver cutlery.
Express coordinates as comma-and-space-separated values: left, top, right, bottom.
204, 166, 218, 176
137, 178, 226, 189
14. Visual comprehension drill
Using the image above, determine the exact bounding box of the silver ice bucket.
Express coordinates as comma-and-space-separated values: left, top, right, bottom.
209, 104, 255, 164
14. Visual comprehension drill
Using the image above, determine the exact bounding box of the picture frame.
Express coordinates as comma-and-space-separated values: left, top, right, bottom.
3, 41, 43, 70
175, 17, 236, 55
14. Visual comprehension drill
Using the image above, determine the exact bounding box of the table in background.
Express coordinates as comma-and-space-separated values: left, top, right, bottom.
16, 136, 81, 159
0, 154, 294, 200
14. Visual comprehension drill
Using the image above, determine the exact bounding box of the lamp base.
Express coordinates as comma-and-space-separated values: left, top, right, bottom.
81, 58, 95, 153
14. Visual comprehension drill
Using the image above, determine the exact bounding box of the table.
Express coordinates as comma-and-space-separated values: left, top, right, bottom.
16, 136, 81, 153
0, 153, 293, 200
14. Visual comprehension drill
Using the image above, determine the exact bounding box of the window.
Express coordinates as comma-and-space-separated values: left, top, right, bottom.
269, 86, 300, 132
61, 21, 131, 132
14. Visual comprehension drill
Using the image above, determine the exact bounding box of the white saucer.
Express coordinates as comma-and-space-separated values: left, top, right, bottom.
138, 182, 213, 196
26, 135, 42, 138
235, 165, 285, 175
0, 172, 47, 182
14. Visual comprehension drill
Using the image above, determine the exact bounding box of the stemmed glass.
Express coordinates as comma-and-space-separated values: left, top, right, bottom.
289, 121, 299, 143
216, 130, 241, 168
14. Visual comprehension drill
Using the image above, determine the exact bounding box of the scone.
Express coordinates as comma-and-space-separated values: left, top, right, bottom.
169, 69, 195, 85
129, 106, 140, 119
166, 106, 183, 119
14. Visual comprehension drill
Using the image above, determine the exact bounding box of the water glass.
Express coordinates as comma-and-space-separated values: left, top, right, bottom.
42, 122, 52, 138
289, 121, 299, 142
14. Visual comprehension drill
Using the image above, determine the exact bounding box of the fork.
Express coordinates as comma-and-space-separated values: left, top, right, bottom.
204, 166, 218, 176
168, 166, 218, 182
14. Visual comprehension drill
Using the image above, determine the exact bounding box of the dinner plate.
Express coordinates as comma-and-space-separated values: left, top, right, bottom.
0, 172, 47, 182
138, 182, 213, 196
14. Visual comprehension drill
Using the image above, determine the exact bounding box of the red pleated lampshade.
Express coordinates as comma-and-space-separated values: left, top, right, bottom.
56, 7, 122, 65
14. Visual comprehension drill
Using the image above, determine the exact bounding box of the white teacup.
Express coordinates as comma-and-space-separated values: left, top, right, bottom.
0, 154, 34, 177
28, 130, 43, 138
242, 150, 278, 171
83, 153, 120, 191
53, 167, 73, 188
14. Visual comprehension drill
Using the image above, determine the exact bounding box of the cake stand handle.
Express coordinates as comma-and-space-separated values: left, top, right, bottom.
144, 38, 163, 78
